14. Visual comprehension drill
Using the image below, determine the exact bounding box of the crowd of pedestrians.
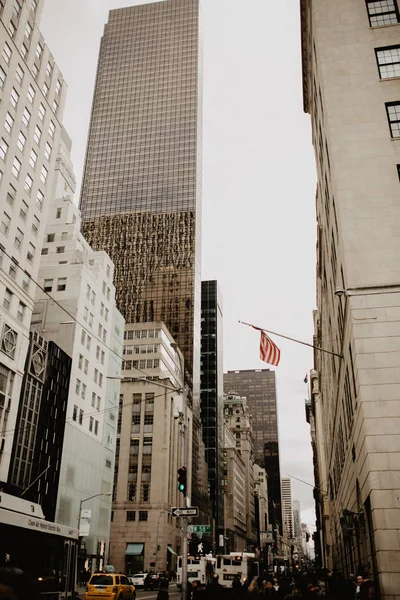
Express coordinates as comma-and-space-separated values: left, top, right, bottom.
184, 564, 377, 600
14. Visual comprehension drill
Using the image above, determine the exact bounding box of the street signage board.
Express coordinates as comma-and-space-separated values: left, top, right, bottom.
188, 525, 211, 533
172, 507, 199, 518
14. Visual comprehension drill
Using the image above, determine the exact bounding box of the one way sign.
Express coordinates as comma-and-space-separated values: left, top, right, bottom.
172, 507, 199, 518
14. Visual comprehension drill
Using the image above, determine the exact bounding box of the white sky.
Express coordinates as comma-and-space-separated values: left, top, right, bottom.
40, 0, 318, 528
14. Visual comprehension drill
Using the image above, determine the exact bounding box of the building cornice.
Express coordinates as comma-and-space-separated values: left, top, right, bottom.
300, 0, 310, 114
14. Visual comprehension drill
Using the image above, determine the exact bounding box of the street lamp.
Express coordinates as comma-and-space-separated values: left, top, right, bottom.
78, 492, 112, 533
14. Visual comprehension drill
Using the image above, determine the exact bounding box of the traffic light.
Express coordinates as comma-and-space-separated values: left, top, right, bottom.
177, 466, 187, 494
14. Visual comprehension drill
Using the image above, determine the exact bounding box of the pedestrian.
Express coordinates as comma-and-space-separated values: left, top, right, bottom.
0, 568, 36, 600
207, 574, 227, 600
359, 575, 375, 600
232, 576, 243, 600
355, 575, 363, 600
262, 580, 277, 598
157, 580, 169, 600
246, 578, 260, 599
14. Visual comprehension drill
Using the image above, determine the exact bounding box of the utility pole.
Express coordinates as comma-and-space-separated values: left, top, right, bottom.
181, 382, 189, 600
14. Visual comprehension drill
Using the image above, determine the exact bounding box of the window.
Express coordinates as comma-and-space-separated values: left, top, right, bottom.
91, 290, 95, 305
27, 242, 35, 263
42, 82, 49, 97
86, 335, 91, 350
21, 44, 28, 60
81, 383, 86, 400
13, 1, 21, 17
10, 88, 19, 108
94, 420, 99, 435
2, 43, 11, 64
15, 64, 24, 84
56, 246, 64, 254
139, 511, 148, 522
376, 45, 400, 78
22, 273, 29, 292
8, 22, 16, 39
126, 511, 136, 521
89, 417, 93, 432
22, 108, 31, 127
14, 228, 23, 250
56, 208, 62, 218
79, 409, 83, 425
34, 126, 41, 145
12, 157, 21, 179
0, 139, 8, 161
40, 165, 48, 184
27, 85, 35, 104
52, 100, 58, 114
45, 61, 52, 77
38, 103, 46, 121
44, 142, 52, 161
6, 187, 15, 206
30, 0, 38, 11
17, 302, 25, 322
3, 288, 12, 310
75, 379, 81, 395
41, 248, 48, 255
78, 354, 83, 370
1, 213, 11, 236
9, 262, 17, 280
24, 22, 32, 39
36, 43, 43, 60
367, 0, 400, 26
89, 313, 93, 327
83, 307, 88, 322
57, 277, 67, 291
5, 113, 14, 134
17, 131, 26, 152
73, 405, 78, 422
20, 200, 28, 221
44, 278, 53, 292
29, 149, 37, 169
32, 215, 39, 236
48, 121, 55, 138
0, 67, 6, 88
94, 368, 98, 384
91, 392, 96, 407
36, 190, 44, 212
25, 174, 33, 195
386, 102, 400, 136
55, 79, 61, 94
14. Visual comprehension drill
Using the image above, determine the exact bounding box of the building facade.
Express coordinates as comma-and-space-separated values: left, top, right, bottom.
7, 331, 71, 521
223, 370, 282, 533
78, 0, 206, 512
31, 132, 124, 569
223, 425, 247, 553
281, 477, 294, 560
0, 0, 67, 484
110, 322, 189, 573
223, 393, 256, 546
301, 0, 400, 595
200, 280, 224, 548
253, 463, 270, 562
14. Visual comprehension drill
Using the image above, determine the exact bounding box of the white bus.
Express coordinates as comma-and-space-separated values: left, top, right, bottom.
177, 556, 216, 588
215, 553, 259, 588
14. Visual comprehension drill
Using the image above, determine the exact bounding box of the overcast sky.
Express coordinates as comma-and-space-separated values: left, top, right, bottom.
40, 0, 318, 528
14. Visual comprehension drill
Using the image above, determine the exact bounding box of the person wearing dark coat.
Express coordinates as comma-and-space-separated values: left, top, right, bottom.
262, 580, 277, 598
207, 574, 227, 600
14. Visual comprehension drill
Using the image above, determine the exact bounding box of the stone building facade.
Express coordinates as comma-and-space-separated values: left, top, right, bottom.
302, 0, 400, 596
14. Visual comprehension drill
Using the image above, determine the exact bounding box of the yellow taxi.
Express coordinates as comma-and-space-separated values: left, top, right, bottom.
85, 573, 135, 600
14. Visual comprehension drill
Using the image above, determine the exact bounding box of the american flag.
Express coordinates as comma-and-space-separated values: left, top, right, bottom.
257, 329, 281, 367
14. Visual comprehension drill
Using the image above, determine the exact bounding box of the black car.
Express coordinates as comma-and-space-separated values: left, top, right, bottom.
143, 573, 169, 591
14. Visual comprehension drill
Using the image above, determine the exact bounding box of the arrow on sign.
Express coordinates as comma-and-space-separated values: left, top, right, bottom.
171, 507, 199, 518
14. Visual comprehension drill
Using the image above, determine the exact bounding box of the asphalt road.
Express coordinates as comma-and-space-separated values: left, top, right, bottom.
136, 584, 180, 600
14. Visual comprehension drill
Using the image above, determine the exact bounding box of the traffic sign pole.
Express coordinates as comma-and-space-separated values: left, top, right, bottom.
182, 381, 188, 600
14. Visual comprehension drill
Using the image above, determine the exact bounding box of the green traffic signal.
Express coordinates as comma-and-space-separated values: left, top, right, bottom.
177, 466, 187, 494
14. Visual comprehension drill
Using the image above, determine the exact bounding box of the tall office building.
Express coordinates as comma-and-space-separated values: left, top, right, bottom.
0, 0, 67, 484
292, 499, 301, 539
200, 281, 224, 547
224, 369, 282, 532
302, 0, 400, 594
281, 477, 293, 541
79, 0, 205, 507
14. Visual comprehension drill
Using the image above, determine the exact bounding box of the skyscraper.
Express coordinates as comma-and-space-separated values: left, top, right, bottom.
79, 0, 204, 506
200, 281, 224, 547
281, 477, 293, 541
224, 369, 282, 531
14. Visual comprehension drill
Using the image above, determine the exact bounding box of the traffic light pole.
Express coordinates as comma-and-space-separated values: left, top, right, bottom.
181, 383, 189, 600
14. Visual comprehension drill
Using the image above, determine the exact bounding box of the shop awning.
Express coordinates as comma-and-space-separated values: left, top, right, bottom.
167, 545, 177, 555
125, 544, 144, 556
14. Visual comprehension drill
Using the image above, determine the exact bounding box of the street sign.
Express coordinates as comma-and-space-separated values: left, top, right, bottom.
172, 506, 199, 518
188, 525, 211, 533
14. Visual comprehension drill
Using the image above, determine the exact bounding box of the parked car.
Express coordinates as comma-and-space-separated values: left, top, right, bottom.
143, 573, 169, 591
85, 573, 135, 600
128, 574, 146, 589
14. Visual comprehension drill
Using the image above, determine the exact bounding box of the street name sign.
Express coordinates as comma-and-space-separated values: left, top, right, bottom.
172, 507, 199, 518
188, 525, 212, 533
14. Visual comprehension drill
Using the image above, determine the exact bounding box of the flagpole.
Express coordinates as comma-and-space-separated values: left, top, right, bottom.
238, 321, 343, 360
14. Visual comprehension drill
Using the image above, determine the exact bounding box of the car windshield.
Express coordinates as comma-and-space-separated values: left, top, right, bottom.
90, 576, 114, 586
134, 575, 144, 578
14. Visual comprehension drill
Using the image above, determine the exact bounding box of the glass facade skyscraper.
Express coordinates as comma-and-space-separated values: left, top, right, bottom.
200, 281, 224, 547
223, 369, 282, 532
79, 0, 204, 506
